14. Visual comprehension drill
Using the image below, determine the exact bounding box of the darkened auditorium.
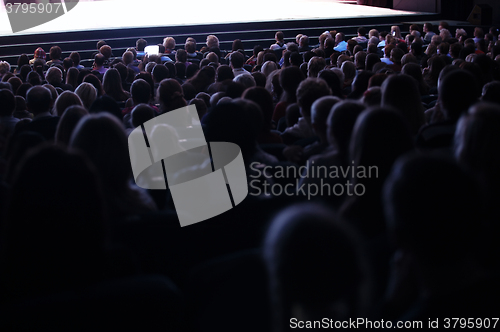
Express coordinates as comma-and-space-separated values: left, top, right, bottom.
0, 0, 499, 330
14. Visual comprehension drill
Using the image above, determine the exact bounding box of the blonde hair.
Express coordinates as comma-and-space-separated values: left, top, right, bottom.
391, 26, 402, 39
75, 82, 98, 110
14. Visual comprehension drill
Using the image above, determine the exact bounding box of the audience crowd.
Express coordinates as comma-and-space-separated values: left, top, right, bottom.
0, 21, 499, 330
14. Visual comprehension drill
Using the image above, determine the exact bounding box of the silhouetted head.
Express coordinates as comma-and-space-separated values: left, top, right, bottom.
0, 88, 16, 117
130, 78, 152, 105
350, 71, 374, 99
229, 51, 245, 69
310, 96, 341, 142
188, 98, 208, 119
151, 64, 169, 84
5, 144, 106, 298
83, 74, 104, 96
157, 78, 187, 113
204, 98, 263, 163
328, 100, 365, 164
351, 107, 414, 186
264, 203, 366, 331
384, 153, 481, 270
53, 91, 83, 117
279, 66, 305, 103
26, 86, 52, 115
242, 86, 274, 132
318, 69, 343, 99
216, 64, 234, 82
55, 105, 88, 145
381, 74, 424, 134
70, 113, 130, 191
103, 68, 127, 99
481, 81, 500, 105
89, 95, 122, 120
455, 102, 500, 178
296, 78, 332, 118
439, 69, 479, 121
131, 104, 156, 128
74, 82, 97, 110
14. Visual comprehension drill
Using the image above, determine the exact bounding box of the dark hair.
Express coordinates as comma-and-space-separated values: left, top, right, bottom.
96, 40, 107, 50
17, 54, 29, 69
186, 63, 199, 79
401, 63, 429, 96
290, 52, 302, 67
174, 63, 185, 80
164, 62, 176, 78
55, 105, 88, 145
26, 86, 52, 114
175, 49, 187, 63
251, 71, 266, 88
384, 153, 480, 266
89, 95, 122, 120
152, 64, 169, 83
204, 98, 263, 161
49, 46, 62, 60
94, 53, 105, 67
439, 69, 479, 121
112, 62, 127, 83
131, 104, 155, 128
229, 51, 244, 68
53, 91, 83, 117
318, 69, 343, 99
187, 65, 215, 93
232, 39, 244, 52
71, 113, 130, 195
136, 38, 147, 52
264, 203, 365, 332
296, 78, 332, 117
62, 57, 73, 71
16, 83, 32, 99
348, 70, 374, 100
253, 45, 264, 57
8, 76, 23, 93
242, 86, 274, 132
102, 68, 129, 102
364, 54, 380, 72
130, 78, 152, 104
157, 78, 187, 113
0, 88, 16, 116
216, 65, 234, 82
83, 74, 104, 96
328, 100, 365, 166
66, 67, 79, 89
381, 74, 424, 134
279, 66, 305, 103
181, 82, 196, 101
19, 64, 31, 83
70, 52, 81, 66
481, 81, 500, 104
5, 144, 106, 299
